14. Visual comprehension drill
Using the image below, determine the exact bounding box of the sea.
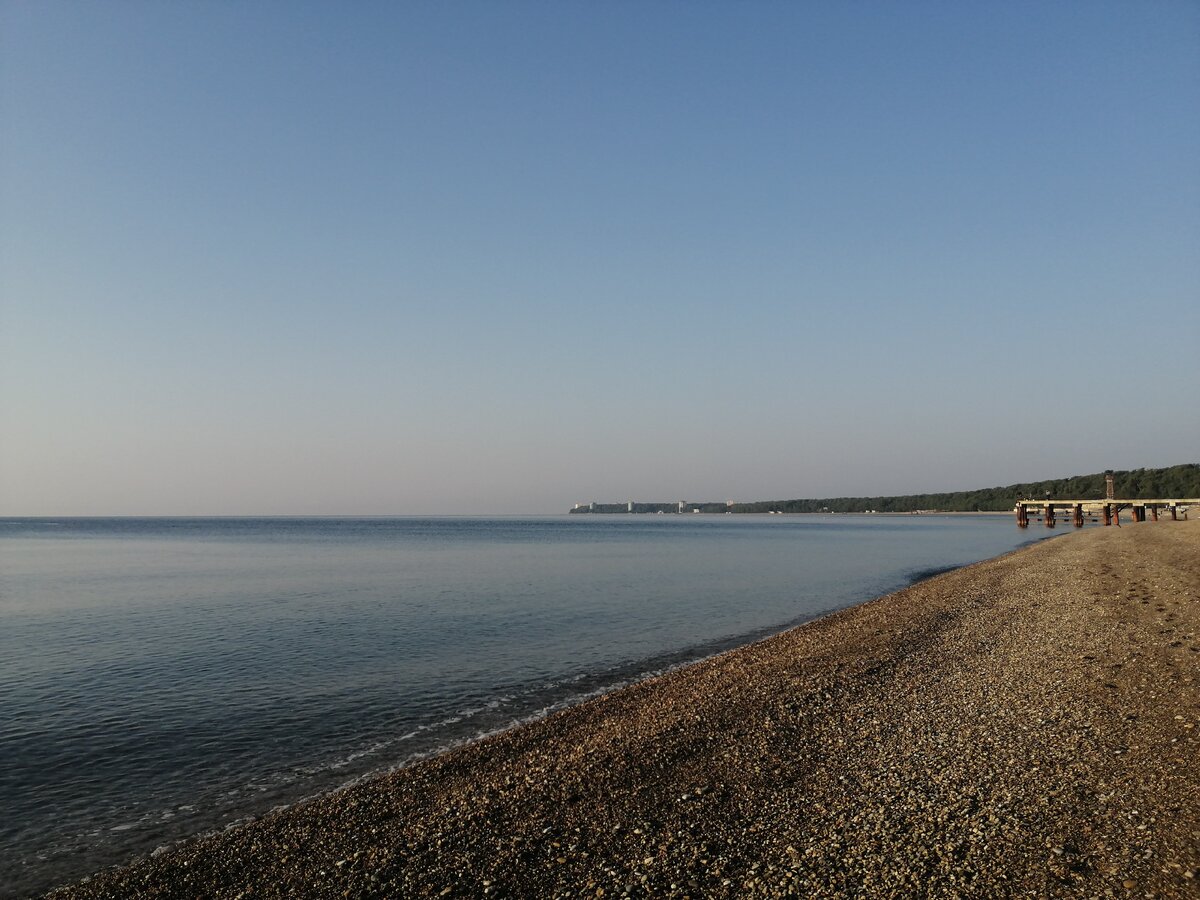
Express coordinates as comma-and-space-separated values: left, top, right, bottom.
0, 514, 1056, 897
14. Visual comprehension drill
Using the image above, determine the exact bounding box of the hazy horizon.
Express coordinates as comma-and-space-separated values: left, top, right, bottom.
1, 462, 1195, 519
3, 3, 1198, 516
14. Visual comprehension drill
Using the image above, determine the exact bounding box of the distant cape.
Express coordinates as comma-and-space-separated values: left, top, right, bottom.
569, 463, 1200, 514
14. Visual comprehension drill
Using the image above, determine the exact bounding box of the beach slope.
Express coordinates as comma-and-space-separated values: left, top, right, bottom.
53, 521, 1200, 898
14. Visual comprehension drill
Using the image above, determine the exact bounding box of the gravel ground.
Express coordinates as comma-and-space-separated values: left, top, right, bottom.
49, 520, 1199, 899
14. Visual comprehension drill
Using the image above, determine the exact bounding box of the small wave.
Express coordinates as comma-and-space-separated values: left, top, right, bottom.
905, 564, 961, 584
358, 651, 721, 781
31, 646, 753, 889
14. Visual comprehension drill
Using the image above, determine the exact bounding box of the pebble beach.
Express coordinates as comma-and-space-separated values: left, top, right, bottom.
50, 519, 1199, 899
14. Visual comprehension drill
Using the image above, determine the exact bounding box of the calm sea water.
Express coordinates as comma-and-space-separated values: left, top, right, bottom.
1, 515, 1052, 897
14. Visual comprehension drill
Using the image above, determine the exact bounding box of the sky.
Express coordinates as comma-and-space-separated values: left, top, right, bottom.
1, 1, 1198, 515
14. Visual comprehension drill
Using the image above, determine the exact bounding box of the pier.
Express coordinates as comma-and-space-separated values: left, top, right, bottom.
1014, 498, 1195, 528
1015, 471, 1196, 528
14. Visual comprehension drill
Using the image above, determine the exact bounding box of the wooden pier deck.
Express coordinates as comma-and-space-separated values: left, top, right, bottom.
1014, 498, 1197, 528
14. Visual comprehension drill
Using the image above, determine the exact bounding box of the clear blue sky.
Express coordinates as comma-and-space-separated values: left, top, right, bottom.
2, 1, 1197, 515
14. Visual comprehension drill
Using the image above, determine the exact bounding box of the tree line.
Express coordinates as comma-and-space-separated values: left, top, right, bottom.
570, 464, 1200, 514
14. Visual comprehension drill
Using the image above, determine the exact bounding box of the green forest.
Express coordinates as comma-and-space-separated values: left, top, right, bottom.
570, 464, 1200, 514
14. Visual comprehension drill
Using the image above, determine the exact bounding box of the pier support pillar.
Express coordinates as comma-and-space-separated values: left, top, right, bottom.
1016, 505, 1028, 528
1073, 504, 1084, 528
1044, 504, 1055, 527
1171, 506, 1178, 521
1103, 504, 1112, 526
1150, 504, 1158, 522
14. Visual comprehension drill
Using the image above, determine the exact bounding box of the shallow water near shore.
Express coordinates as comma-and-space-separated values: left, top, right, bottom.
1, 515, 1056, 897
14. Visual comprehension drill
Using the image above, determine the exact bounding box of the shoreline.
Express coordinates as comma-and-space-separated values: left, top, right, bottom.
567, 511, 1017, 516
51, 522, 1199, 898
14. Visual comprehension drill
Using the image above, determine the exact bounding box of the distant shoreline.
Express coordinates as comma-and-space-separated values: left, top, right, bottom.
568, 510, 1014, 516
567, 464, 1200, 516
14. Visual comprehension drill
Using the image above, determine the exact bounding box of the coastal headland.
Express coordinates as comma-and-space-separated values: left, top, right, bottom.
567, 463, 1200, 515
53, 522, 1199, 898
